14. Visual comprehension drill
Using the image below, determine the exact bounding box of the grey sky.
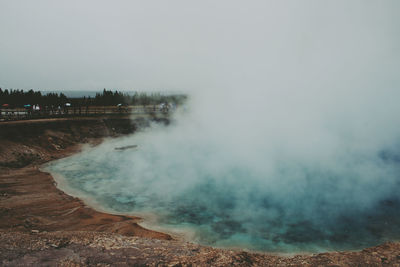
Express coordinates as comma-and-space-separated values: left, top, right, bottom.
1, 1, 399, 92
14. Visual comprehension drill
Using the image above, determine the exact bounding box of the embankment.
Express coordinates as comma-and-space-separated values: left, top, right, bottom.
0, 116, 166, 168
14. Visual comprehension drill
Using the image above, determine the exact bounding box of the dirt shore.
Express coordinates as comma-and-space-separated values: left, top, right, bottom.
1, 117, 400, 266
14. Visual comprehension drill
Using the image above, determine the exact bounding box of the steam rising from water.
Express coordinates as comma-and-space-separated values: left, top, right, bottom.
48, 100, 400, 252
47, 1, 400, 252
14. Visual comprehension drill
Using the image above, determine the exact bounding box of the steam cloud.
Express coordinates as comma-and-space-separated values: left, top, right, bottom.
46, 1, 400, 252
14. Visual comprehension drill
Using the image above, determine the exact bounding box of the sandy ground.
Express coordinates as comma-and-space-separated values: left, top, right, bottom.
0, 146, 171, 240
1, 117, 400, 266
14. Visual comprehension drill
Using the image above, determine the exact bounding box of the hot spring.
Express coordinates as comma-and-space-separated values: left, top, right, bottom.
46, 116, 400, 253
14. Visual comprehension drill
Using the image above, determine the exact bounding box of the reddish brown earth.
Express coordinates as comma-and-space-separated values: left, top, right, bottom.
0, 117, 171, 239
1, 117, 400, 266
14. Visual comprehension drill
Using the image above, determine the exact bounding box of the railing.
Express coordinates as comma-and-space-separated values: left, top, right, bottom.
0, 105, 172, 122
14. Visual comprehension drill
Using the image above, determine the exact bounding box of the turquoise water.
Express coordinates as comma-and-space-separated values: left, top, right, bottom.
46, 134, 400, 252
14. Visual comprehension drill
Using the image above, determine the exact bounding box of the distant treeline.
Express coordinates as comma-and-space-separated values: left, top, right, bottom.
0, 88, 187, 107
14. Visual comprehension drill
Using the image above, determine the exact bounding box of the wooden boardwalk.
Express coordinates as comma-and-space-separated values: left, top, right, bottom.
0, 105, 171, 122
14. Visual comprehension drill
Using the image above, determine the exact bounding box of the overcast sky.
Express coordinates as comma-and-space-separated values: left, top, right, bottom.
0, 1, 399, 93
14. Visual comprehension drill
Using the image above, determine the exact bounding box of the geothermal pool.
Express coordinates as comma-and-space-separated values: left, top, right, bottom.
46, 127, 400, 253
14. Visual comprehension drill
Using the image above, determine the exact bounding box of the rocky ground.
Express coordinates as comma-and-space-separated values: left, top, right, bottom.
1, 231, 400, 266
1, 116, 400, 266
